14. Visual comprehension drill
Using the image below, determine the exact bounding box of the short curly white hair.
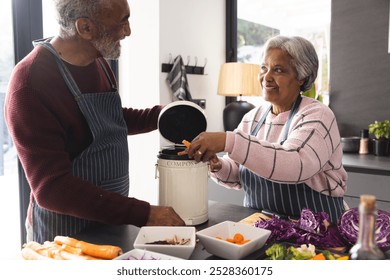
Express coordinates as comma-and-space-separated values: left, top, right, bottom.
53, 0, 107, 36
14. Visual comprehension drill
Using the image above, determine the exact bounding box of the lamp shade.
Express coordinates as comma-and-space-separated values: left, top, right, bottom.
217, 63, 261, 97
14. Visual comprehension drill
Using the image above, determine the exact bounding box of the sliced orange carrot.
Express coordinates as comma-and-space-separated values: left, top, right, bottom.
215, 233, 251, 245
233, 233, 244, 243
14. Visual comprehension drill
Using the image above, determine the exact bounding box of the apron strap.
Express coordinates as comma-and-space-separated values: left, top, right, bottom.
280, 94, 302, 144
250, 94, 302, 144
250, 105, 271, 136
96, 58, 117, 91
38, 42, 83, 98
36, 41, 117, 98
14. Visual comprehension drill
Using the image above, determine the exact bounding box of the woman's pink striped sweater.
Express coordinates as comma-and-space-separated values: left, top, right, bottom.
212, 96, 347, 197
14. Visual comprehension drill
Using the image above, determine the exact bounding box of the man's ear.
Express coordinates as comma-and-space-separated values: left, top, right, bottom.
75, 18, 97, 40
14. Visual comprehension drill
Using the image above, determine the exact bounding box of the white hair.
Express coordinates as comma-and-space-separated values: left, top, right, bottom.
53, 0, 107, 36
262, 35, 319, 92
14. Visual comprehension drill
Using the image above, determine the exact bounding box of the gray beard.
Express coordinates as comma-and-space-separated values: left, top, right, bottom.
92, 33, 121, 60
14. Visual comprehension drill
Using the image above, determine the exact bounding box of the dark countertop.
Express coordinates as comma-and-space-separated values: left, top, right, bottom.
74, 201, 264, 260
74, 200, 390, 260
342, 153, 390, 176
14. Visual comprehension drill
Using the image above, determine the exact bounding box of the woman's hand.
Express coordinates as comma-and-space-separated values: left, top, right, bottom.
187, 132, 226, 162
209, 155, 222, 172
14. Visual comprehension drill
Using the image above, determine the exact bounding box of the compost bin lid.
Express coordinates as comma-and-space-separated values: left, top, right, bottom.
158, 100, 207, 144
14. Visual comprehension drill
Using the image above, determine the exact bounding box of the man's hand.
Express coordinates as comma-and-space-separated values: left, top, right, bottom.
146, 205, 186, 226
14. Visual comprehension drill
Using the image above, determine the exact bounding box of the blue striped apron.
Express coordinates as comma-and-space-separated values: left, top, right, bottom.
239, 95, 344, 223
31, 42, 129, 243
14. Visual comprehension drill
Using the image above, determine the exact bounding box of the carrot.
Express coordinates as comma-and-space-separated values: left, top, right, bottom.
24, 241, 60, 259
177, 150, 188, 156
177, 140, 191, 156
233, 233, 244, 243
312, 253, 326, 260
58, 250, 105, 260
48, 241, 105, 260
21, 247, 53, 260
217, 233, 251, 245
182, 140, 191, 148
54, 236, 122, 259
60, 243, 83, 255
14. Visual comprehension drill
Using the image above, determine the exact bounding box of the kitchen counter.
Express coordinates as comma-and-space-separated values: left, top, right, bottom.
74, 201, 263, 260
74, 200, 390, 260
343, 153, 390, 176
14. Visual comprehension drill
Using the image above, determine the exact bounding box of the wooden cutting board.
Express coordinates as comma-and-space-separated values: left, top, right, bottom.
239, 212, 271, 226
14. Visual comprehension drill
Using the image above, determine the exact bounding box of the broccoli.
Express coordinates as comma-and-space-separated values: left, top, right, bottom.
286, 246, 315, 260
265, 243, 287, 260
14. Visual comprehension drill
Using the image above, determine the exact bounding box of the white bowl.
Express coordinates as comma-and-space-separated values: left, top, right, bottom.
196, 221, 271, 260
133, 226, 196, 259
114, 249, 182, 260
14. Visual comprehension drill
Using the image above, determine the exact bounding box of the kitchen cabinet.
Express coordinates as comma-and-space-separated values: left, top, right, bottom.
343, 154, 390, 212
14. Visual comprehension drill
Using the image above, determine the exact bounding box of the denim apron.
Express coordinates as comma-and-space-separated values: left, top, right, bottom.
239, 95, 344, 223
30, 42, 129, 243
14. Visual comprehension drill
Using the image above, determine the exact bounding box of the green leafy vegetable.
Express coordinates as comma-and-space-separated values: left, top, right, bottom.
265, 243, 287, 260
286, 246, 314, 260
265, 243, 316, 260
322, 250, 336, 260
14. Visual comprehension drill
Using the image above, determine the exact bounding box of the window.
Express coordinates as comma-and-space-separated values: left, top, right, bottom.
3, 0, 44, 250
0, 0, 20, 259
42, 0, 59, 38
228, 0, 331, 106
0, 0, 16, 178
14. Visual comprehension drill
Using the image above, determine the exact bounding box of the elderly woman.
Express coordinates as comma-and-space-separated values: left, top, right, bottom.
187, 35, 347, 223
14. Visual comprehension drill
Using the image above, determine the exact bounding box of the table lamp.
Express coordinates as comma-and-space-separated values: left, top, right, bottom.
218, 62, 261, 131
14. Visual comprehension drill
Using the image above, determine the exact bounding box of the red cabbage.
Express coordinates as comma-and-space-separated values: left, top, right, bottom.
254, 208, 349, 249
338, 208, 390, 251
295, 208, 330, 235
295, 224, 347, 249
255, 217, 300, 242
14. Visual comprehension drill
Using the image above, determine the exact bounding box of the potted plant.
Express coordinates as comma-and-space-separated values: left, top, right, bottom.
368, 120, 390, 156
302, 84, 323, 103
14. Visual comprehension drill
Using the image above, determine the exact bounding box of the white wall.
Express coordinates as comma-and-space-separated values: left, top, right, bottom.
159, 0, 225, 135
119, 0, 161, 204
119, 0, 228, 205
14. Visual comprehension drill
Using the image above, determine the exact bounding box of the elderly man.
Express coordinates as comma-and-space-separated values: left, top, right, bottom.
5, 0, 184, 243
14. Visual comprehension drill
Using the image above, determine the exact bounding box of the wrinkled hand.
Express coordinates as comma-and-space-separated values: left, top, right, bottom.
146, 205, 186, 226
187, 132, 226, 162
